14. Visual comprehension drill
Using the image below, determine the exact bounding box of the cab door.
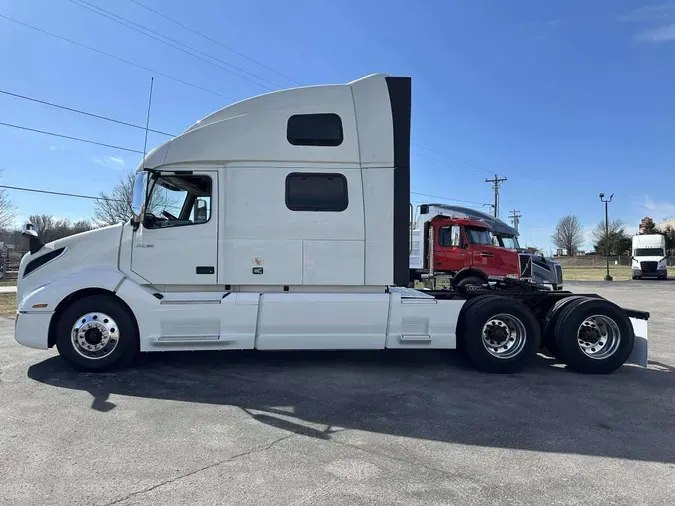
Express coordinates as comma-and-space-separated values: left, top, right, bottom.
436, 224, 468, 272
131, 171, 218, 285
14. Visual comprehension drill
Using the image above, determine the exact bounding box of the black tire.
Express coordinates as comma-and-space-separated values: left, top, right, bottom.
55, 295, 139, 372
543, 295, 588, 360
551, 297, 634, 374
459, 296, 541, 373
456, 276, 486, 288
455, 295, 499, 351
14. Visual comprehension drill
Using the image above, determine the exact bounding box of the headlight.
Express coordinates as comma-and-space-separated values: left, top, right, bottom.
658, 259, 667, 269
632, 258, 640, 267
506, 273, 519, 279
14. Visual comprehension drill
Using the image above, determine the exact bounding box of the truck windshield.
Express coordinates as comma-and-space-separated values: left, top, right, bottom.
495, 235, 520, 249
635, 248, 664, 256
465, 227, 492, 245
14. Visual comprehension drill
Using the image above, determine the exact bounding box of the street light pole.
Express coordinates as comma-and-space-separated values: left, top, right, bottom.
599, 193, 614, 281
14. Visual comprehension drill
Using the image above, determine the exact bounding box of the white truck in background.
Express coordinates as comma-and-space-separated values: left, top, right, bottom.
632, 234, 668, 280
14, 73, 649, 375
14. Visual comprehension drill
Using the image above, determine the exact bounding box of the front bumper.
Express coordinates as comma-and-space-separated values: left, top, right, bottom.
632, 268, 667, 278
15, 311, 53, 350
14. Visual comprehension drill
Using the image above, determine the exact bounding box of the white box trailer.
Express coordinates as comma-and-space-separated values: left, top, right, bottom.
15, 74, 648, 374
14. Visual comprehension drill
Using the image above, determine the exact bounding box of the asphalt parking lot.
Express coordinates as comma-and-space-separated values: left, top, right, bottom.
1, 281, 674, 505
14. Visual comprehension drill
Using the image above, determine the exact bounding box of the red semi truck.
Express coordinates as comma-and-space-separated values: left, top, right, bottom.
409, 205, 521, 288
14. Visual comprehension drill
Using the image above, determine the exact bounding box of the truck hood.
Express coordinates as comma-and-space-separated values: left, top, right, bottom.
632, 256, 666, 263
49, 223, 123, 250
18, 224, 124, 301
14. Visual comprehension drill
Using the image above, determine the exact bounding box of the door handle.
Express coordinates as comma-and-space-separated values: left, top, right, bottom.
196, 266, 215, 274
481, 252, 494, 258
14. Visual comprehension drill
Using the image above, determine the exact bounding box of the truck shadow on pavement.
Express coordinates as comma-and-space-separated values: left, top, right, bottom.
27, 350, 675, 464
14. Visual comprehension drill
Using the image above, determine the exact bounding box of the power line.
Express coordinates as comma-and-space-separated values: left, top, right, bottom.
412, 140, 494, 176
0, 88, 176, 137
0, 184, 127, 203
0, 182, 185, 213
410, 191, 490, 207
0, 13, 232, 100
0, 121, 143, 153
414, 151, 485, 184
127, 0, 302, 87
67, 0, 280, 91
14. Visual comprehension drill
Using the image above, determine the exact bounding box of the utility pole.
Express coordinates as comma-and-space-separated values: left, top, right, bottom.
509, 208, 521, 232
485, 174, 507, 218
599, 193, 614, 281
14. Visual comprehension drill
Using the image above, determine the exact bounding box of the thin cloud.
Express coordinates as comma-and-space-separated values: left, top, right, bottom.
618, 2, 675, 22
635, 22, 675, 42
48, 145, 71, 152
619, 2, 675, 43
639, 197, 675, 221
92, 155, 125, 169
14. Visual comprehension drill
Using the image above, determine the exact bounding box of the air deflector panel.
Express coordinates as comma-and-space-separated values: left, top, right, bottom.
386, 76, 412, 287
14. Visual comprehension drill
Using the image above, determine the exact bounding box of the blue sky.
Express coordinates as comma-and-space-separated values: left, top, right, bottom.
1, 0, 674, 252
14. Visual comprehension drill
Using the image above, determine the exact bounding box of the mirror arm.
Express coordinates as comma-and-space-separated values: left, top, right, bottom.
22, 224, 44, 254
28, 236, 44, 254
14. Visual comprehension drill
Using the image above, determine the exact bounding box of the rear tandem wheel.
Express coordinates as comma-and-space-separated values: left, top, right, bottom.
458, 295, 541, 374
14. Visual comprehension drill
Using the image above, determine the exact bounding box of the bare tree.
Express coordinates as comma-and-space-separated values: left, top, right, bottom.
0, 169, 17, 230
93, 173, 136, 226
93, 172, 171, 226
27, 214, 94, 243
551, 215, 584, 256
592, 218, 631, 256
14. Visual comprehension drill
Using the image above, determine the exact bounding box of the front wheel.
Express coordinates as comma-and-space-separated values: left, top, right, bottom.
455, 276, 487, 288
55, 295, 139, 372
459, 296, 541, 373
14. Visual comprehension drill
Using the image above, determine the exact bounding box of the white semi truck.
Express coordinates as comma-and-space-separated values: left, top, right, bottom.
631, 234, 668, 280
15, 74, 648, 374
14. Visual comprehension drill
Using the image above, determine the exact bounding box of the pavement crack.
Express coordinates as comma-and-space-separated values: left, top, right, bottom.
328, 438, 479, 485
102, 433, 294, 506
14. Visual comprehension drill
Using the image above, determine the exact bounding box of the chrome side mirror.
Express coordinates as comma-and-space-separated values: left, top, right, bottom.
22, 223, 39, 237
131, 171, 149, 228
22, 223, 44, 254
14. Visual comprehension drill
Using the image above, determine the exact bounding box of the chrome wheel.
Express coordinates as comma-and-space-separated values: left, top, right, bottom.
481, 313, 527, 359
71, 312, 119, 360
577, 315, 621, 360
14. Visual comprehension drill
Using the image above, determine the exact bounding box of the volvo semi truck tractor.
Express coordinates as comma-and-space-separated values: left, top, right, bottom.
411, 204, 564, 290
408, 206, 521, 289
15, 74, 648, 374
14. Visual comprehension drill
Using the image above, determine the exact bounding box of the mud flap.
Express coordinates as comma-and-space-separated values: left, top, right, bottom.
627, 318, 648, 367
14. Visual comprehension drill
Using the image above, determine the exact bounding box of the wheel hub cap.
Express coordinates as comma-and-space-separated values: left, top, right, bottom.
481, 313, 527, 360
71, 313, 119, 360
577, 315, 621, 360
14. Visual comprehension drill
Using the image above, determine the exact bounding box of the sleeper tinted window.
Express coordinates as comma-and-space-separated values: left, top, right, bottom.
285, 173, 348, 212
287, 113, 343, 146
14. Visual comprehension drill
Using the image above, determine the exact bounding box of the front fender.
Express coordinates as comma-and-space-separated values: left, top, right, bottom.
18, 269, 125, 313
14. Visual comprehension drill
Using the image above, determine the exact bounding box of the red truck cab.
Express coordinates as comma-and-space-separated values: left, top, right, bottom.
422, 216, 520, 286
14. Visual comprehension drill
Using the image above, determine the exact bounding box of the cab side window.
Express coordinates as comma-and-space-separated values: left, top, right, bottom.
145, 174, 212, 229
439, 225, 463, 247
